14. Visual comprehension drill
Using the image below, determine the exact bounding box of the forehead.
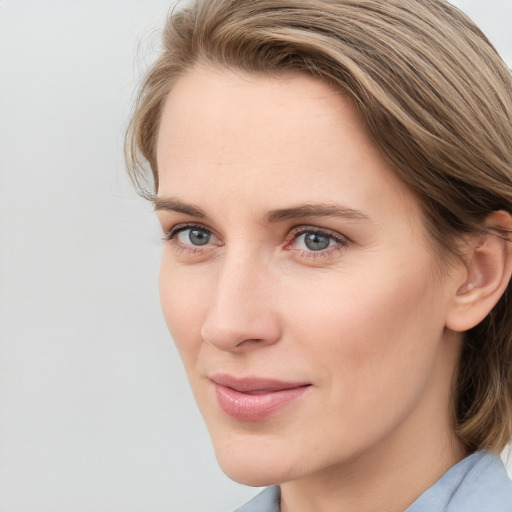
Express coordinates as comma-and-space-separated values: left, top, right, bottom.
156, 67, 419, 225
157, 67, 369, 165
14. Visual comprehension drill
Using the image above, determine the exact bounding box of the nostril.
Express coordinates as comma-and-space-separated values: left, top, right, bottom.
201, 319, 281, 351
236, 338, 263, 347
200, 285, 282, 350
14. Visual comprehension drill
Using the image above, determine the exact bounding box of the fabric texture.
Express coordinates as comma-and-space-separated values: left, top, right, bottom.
234, 486, 280, 512
233, 451, 512, 512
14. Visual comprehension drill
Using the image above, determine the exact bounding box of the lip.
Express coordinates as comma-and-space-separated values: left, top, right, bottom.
209, 374, 312, 421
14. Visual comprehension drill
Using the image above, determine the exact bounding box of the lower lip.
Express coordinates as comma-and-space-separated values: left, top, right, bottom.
213, 383, 311, 421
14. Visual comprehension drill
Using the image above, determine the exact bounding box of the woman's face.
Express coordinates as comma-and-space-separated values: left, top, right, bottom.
155, 68, 464, 486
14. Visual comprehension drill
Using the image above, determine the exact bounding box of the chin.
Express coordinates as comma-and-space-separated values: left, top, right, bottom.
210, 430, 305, 487
217, 453, 288, 487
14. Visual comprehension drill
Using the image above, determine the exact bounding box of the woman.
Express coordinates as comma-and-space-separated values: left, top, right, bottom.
125, 0, 512, 510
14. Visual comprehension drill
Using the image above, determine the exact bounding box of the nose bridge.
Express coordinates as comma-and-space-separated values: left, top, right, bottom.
201, 247, 280, 350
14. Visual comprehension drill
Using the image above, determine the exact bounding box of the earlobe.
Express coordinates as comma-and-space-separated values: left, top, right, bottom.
446, 211, 512, 333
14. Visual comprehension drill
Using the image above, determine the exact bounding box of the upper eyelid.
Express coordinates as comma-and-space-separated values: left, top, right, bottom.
288, 225, 350, 242
165, 222, 215, 237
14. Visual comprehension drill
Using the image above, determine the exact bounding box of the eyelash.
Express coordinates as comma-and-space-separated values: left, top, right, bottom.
287, 226, 350, 259
163, 223, 350, 259
162, 223, 219, 256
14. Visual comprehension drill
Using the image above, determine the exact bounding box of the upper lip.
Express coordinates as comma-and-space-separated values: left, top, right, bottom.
209, 373, 311, 392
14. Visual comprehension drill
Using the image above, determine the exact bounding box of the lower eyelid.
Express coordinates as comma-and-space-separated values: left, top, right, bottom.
293, 244, 348, 262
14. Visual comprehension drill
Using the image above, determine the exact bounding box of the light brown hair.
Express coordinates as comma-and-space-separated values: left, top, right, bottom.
125, 0, 512, 452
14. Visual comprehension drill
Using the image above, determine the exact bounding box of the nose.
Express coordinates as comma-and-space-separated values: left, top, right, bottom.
200, 253, 282, 351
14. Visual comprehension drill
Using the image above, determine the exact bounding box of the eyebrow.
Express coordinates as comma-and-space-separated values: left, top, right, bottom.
265, 204, 369, 223
153, 197, 207, 218
153, 196, 369, 223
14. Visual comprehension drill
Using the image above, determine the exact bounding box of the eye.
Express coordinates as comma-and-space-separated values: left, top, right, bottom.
288, 227, 349, 257
177, 227, 212, 246
296, 232, 335, 251
164, 223, 221, 251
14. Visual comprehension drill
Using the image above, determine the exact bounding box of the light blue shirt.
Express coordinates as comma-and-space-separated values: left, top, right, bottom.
234, 451, 512, 512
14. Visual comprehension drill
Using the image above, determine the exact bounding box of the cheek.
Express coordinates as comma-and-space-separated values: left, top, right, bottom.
159, 257, 211, 364
282, 260, 445, 405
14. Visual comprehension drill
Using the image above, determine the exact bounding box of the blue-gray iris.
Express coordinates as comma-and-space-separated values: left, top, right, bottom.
190, 229, 210, 245
305, 232, 329, 251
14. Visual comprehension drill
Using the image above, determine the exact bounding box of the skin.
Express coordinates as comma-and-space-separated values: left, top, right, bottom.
155, 67, 469, 512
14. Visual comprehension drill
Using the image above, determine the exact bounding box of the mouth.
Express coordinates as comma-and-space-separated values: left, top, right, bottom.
209, 374, 312, 421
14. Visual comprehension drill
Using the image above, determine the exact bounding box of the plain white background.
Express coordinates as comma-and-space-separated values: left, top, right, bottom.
0, 1, 511, 511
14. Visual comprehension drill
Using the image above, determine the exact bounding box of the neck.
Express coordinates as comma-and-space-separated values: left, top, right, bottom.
280, 429, 466, 512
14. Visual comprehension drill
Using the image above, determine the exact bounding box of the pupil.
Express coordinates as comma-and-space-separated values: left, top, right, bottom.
305, 233, 329, 251
189, 229, 210, 246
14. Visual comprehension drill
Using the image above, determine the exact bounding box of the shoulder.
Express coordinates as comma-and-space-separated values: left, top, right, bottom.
447, 451, 512, 512
407, 451, 512, 512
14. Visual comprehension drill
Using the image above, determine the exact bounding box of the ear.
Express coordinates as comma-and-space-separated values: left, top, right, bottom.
446, 211, 512, 332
